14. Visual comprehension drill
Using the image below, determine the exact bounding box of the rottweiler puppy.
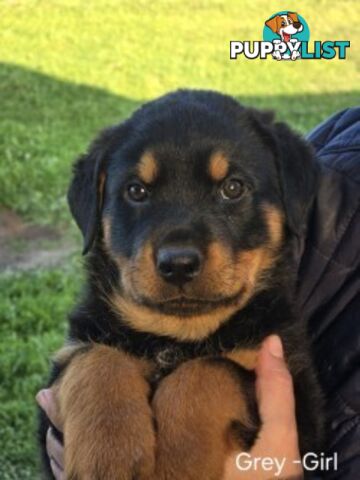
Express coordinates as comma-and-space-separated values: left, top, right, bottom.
39, 89, 324, 480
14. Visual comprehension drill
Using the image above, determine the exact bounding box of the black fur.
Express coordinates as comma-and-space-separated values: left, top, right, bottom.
39, 89, 325, 477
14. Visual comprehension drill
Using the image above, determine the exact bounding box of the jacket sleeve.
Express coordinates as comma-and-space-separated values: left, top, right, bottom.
301, 109, 360, 479
317, 294, 360, 479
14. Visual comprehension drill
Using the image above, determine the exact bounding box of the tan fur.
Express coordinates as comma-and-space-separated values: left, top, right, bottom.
233, 205, 283, 297
225, 349, 259, 370
104, 206, 284, 341
57, 345, 156, 480
53, 342, 89, 366
263, 203, 284, 246
265, 15, 281, 33
120, 238, 275, 305
109, 292, 245, 341
235, 248, 273, 295
137, 151, 158, 184
208, 151, 229, 182
120, 242, 157, 298
148, 358, 254, 480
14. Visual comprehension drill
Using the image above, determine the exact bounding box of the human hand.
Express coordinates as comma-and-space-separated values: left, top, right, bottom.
223, 335, 303, 479
36, 388, 64, 480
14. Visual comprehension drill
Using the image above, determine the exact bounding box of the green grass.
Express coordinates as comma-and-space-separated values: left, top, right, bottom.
0, 0, 359, 477
0, 261, 82, 479
1, 0, 359, 223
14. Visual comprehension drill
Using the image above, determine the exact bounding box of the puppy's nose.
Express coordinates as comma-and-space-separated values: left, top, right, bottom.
156, 246, 202, 285
293, 22, 301, 28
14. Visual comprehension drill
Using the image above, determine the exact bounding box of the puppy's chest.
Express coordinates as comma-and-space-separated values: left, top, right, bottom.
112, 309, 268, 381
139, 342, 259, 385
149, 345, 191, 383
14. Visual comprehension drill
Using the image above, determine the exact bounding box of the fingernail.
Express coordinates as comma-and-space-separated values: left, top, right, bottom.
267, 335, 283, 358
36, 389, 51, 408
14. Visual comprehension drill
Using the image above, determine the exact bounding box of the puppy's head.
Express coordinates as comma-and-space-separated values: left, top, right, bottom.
68, 90, 317, 340
265, 12, 303, 40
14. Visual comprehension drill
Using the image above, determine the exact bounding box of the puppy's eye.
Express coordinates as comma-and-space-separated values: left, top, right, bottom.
281, 21, 286, 26
219, 178, 245, 200
126, 183, 149, 203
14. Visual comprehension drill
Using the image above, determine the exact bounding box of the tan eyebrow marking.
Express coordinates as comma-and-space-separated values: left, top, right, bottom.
208, 151, 229, 182
137, 151, 158, 184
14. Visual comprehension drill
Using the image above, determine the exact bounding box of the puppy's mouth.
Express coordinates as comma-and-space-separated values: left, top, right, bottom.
139, 290, 245, 316
282, 32, 291, 42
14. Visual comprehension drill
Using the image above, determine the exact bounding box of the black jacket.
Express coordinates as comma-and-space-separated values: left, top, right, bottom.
298, 108, 360, 478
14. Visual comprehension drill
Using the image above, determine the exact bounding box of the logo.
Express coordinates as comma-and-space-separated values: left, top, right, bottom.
230, 11, 350, 61
263, 11, 309, 60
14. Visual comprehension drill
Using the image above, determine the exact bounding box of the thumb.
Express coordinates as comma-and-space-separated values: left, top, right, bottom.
36, 387, 63, 432
255, 335, 299, 442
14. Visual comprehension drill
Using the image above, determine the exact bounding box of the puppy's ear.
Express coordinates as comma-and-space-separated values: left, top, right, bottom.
247, 110, 318, 237
271, 121, 318, 237
68, 126, 117, 254
288, 12, 300, 23
265, 15, 280, 33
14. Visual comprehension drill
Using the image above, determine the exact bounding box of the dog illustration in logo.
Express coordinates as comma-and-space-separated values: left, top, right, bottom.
265, 12, 303, 60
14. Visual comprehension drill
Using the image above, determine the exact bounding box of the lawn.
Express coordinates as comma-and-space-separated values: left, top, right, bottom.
0, 0, 359, 477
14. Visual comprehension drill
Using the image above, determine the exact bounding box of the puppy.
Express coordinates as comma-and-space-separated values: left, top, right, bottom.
39, 90, 324, 480
265, 12, 303, 60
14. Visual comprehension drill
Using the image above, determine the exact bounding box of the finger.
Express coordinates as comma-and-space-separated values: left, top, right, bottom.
46, 427, 64, 472
222, 336, 302, 480
255, 335, 298, 438
50, 457, 64, 480
36, 388, 63, 431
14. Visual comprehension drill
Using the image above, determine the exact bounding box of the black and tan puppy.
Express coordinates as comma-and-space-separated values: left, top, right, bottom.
39, 90, 324, 480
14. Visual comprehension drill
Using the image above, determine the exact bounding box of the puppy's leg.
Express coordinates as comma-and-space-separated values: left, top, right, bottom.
56, 344, 155, 480
149, 357, 259, 480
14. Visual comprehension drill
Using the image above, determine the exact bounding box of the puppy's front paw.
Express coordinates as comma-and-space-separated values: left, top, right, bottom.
57, 345, 156, 480
65, 411, 155, 480
150, 358, 258, 480
291, 50, 301, 60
